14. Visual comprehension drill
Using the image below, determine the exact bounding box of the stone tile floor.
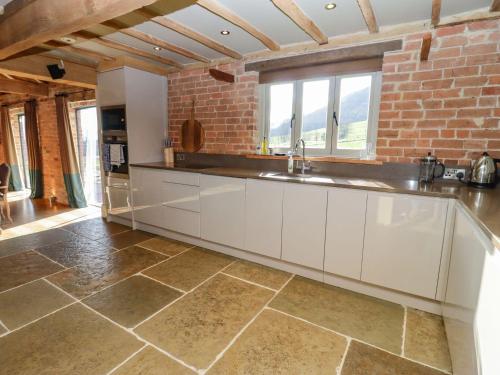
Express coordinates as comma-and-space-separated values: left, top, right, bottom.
0, 217, 453, 374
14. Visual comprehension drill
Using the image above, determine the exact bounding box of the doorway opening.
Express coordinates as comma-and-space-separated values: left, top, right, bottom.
75, 106, 102, 206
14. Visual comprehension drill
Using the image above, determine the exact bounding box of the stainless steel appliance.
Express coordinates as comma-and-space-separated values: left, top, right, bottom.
470, 152, 499, 188
419, 152, 445, 183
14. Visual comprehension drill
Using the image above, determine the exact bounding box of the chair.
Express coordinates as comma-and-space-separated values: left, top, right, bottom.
0, 163, 12, 225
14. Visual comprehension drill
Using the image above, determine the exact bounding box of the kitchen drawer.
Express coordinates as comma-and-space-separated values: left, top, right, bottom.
132, 167, 166, 185
162, 182, 200, 212
163, 206, 200, 238
162, 170, 199, 186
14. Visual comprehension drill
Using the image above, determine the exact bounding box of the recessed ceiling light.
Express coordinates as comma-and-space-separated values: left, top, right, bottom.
220, 30, 230, 35
153, 46, 162, 51
324, 2, 336, 10
60, 37, 76, 44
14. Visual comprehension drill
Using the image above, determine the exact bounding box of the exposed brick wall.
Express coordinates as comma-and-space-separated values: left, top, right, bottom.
167, 19, 499, 165
168, 62, 258, 154
378, 19, 500, 165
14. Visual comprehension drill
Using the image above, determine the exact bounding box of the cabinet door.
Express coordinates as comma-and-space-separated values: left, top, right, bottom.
281, 184, 327, 270
130, 168, 164, 226
200, 175, 246, 249
324, 188, 367, 279
245, 179, 283, 259
362, 192, 448, 299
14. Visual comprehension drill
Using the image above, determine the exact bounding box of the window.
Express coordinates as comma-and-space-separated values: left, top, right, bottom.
17, 114, 31, 190
262, 72, 381, 157
75, 106, 102, 206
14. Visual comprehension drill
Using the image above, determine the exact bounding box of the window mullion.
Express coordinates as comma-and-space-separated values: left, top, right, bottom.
292, 81, 302, 150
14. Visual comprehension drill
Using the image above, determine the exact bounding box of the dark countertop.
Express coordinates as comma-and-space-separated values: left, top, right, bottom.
130, 161, 500, 249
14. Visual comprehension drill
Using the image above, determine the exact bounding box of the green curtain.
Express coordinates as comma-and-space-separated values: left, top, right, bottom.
0, 106, 23, 191
55, 94, 87, 208
24, 100, 44, 198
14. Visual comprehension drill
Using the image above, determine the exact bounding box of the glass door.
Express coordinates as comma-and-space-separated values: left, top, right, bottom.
17, 114, 31, 190
76, 107, 102, 206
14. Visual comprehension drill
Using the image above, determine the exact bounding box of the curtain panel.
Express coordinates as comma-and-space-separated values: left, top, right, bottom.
0, 106, 23, 191
55, 94, 87, 208
24, 100, 43, 198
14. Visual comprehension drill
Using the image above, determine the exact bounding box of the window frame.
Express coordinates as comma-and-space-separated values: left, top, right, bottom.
261, 71, 382, 158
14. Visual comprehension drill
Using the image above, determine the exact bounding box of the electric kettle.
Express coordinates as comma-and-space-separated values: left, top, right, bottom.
470, 152, 499, 187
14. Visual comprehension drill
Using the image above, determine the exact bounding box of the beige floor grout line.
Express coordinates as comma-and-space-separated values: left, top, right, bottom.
0, 319, 10, 336
337, 338, 352, 375
130, 260, 238, 332
219, 271, 278, 292
200, 273, 296, 374
32, 249, 70, 270
106, 343, 148, 375
135, 242, 197, 257
137, 273, 187, 294
268, 306, 450, 375
0, 300, 79, 336
401, 305, 407, 357
42, 280, 198, 375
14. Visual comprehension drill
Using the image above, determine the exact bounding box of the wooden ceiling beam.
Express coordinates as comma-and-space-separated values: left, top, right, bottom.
357, 0, 378, 33
431, 0, 442, 26
0, 54, 96, 88
98, 55, 178, 76
58, 45, 116, 63
209, 68, 234, 83
135, 9, 242, 59
72, 30, 183, 69
0, 0, 169, 59
491, 0, 500, 12
197, 0, 280, 51
271, 0, 328, 44
0, 76, 49, 96
102, 20, 210, 63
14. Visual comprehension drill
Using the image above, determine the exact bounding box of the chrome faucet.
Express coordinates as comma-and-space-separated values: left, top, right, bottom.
294, 138, 312, 174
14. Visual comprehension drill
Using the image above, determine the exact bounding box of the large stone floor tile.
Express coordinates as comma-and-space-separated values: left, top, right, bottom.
0, 303, 143, 375
0, 251, 64, 293
341, 340, 447, 375
208, 309, 347, 374
143, 247, 233, 291
99, 230, 154, 250
137, 236, 194, 256
269, 276, 404, 354
112, 346, 195, 375
62, 217, 129, 240
0, 279, 73, 330
135, 273, 273, 370
0, 228, 79, 258
224, 260, 291, 290
47, 246, 166, 299
36, 236, 115, 268
83, 275, 182, 328
404, 308, 452, 372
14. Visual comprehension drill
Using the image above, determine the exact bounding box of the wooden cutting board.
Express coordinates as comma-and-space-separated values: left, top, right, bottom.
181, 100, 205, 152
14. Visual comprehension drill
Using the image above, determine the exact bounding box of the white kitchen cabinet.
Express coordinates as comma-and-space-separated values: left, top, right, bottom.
130, 168, 164, 226
361, 192, 448, 299
281, 184, 327, 270
245, 179, 284, 259
200, 175, 246, 249
324, 188, 367, 279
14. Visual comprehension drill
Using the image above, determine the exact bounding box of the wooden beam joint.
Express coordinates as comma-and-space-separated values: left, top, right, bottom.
420, 32, 432, 61
209, 68, 234, 83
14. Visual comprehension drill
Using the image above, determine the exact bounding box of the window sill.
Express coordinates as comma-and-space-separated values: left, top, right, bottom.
245, 154, 383, 165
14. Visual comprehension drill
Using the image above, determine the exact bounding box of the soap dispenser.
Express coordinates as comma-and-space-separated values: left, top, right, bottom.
287, 151, 294, 174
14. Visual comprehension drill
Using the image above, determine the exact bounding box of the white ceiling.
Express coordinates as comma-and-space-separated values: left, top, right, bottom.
33, 0, 497, 67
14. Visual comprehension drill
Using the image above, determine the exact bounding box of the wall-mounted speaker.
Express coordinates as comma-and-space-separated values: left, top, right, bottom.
47, 60, 66, 79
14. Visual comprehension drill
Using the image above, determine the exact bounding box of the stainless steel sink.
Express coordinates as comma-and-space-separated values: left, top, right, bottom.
260, 172, 335, 183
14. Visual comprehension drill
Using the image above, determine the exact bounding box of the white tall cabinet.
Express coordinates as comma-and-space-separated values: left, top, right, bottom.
97, 67, 167, 222
281, 184, 328, 270
361, 192, 448, 299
